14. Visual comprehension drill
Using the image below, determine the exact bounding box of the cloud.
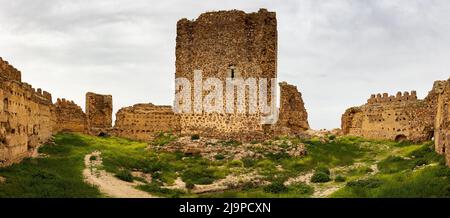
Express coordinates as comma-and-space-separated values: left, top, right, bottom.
0, 0, 449, 129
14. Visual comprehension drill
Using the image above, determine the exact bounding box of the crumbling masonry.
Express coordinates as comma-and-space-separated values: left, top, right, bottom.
0, 57, 56, 166
0, 56, 114, 166
0, 9, 312, 165
342, 78, 450, 166
172, 9, 309, 141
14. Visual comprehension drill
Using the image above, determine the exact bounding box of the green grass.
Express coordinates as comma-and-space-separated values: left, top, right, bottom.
332, 142, 450, 198
0, 133, 448, 198
0, 134, 101, 197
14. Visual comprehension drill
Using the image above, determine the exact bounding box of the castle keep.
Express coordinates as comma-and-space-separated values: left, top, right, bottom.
172, 9, 310, 140
175, 9, 278, 140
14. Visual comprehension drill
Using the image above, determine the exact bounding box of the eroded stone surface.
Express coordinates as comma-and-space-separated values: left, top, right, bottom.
275, 82, 309, 135
86, 92, 113, 135
342, 88, 436, 142
434, 79, 450, 166
54, 98, 87, 133
175, 9, 278, 141
113, 103, 180, 141
0, 57, 56, 166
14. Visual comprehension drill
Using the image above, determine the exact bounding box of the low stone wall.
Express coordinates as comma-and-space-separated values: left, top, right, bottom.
113, 103, 180, 141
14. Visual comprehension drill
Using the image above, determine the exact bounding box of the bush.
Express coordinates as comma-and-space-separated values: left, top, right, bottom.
310, 172, 331, 183
185, 182, 195, 190
263, 181, 288, 194
289, 183, 314, 196
414, 159, 428, 167
346, 178, 383, 189
316, 166, 330, 175
242, 157, 257, 168
334, 175, 347, 182
214, 154, 225, 160
191, 134, 200, 140
181, 167, 221, 185
152, 132, 177, 146
328, 134, 336, 141
227, 160, 244, 168
115, 170, 133, 182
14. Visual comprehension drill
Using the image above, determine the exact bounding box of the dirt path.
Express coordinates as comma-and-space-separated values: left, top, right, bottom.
83, 151, 155, 198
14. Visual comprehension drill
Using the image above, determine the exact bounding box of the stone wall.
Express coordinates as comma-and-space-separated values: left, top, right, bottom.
175, 9, 277, 140
434, 79, 450, 166
0, 57, 56, 166
0, 57, 21, 82
86, 92, 112, 134
275, 82, 309, 135
54, 98, 87, 133
113, 103, 180, 141
341, 89, 436, 142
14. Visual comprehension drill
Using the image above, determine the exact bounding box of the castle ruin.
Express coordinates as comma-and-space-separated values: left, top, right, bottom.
0, 57, 56, 166
341, 78, 450, 166
113, 103, 180, 141
86, 92, 113, 135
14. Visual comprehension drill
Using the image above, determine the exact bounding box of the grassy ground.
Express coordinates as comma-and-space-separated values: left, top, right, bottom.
0, 133, 448, 198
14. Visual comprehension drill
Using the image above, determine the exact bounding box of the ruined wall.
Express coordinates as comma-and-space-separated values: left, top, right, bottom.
341, 90, 435, 142
434, 79, 450, 166
86, 92, 112, 134
113, 103, 180, 141
54, 98, 86, 133
0, 57, 21, 81
175, 9, 277, 140
275, 82, 309, 135
0, 57, 56, 166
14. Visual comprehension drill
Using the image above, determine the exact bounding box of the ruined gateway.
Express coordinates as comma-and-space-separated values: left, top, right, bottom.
0, 8, 448, 167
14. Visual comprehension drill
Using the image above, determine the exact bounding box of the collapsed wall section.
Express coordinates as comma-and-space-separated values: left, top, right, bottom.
54, 98, 87, 133
86, 92, 112, 135
275, 82, 309, 135
113, 103, 180, 141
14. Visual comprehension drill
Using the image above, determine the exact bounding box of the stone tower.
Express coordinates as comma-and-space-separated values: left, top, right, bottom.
175, 9, 277, 140
86, 92, 112, 134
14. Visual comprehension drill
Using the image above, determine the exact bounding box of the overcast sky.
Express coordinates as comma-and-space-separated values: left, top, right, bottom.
0, 0, 449, 129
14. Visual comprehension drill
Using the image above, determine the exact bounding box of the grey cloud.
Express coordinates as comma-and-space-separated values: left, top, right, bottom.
0, 0, 449, 129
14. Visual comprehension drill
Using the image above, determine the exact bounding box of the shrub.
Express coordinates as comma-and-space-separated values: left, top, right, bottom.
242, 157, 257, 168
414, 159, 428, 167
263, 181, 288, 194
227, 160, 244, 168
289, 183, 314, 195
346, 178, 383, 189
181, 167, 221, 185
310, 172, 331, 183
328, 134, 336, 141
191, 134, 200, 140
185, 182, 195, 190
316, 166, 330, 175
214, 154, 225, 160
115, 170, 133, 182
334, 175, 347, 182
152, 132, 177, 146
